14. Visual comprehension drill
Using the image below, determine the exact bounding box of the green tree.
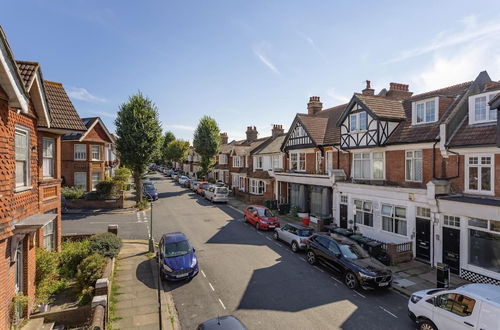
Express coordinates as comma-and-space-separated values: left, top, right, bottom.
115, 92, 162, 202
161, 131, 176, 164
165, 139, 190, 165
193, 116, 221, 178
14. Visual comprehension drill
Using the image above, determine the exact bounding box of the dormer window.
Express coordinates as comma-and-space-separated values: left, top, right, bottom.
468, 92, 497, 124
350, 112, 367, 131
412, 97, 438, 124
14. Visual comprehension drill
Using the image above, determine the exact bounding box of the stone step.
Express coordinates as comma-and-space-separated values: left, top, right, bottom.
21, 318, 44, 330
41, 321, 55, 330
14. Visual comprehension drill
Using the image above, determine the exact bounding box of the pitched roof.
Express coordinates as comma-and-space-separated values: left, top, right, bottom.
254, 134, 286, 154
231, 137, 270, 156
248, 170, 272, 179
489, 92, 500, 109
318, 104, 346, 145
386, 82, 473, 144
15, 60, 38, 89
43, 80, 87, 131
354, 94, 405, 120
448, 120, 497, 147
296, 114, 329, 145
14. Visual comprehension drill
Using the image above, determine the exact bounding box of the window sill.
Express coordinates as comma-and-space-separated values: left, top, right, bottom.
381, 229, 409, 238
464, 190, 495, 197
15, 186, 33, 193
74, 159, 87, 161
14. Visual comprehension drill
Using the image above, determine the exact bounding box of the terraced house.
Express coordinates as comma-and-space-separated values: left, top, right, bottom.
0, 27, 86, 327
278, 73, 500, 284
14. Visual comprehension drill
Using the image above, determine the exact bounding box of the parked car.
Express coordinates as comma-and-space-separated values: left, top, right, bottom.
179, 176, 189, 186
408, 283, 500, 330
348, 234, 391, 266
327, 226, 354, 237
273, 223, 313, 252
143, 182, 158, 201
171, 172, 179, 180
190, 180, 199, 191
182, 178, 191, 188
197, 315, 247, 330
196, 182, 210, 196
305, 233, 392, 290
243, 205, 280, 230
158, 232, 199, 281
204, 185, 229, 203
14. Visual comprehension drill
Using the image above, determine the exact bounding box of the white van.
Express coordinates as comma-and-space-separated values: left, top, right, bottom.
408, 283, 500, 330
204, 185, 229, 203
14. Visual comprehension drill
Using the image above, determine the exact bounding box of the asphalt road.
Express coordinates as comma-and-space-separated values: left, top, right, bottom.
63, 174, 416, 330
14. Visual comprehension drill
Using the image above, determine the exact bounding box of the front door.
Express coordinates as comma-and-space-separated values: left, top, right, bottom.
339, 204, 348, 228
415, 218, 431, 262
442, 227, 460, 275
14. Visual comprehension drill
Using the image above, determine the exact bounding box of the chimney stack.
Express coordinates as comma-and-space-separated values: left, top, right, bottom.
246, 126, 258, 142
386, 82, 413, 100
362, 80, 374, 96
307, 96, 322, 115
272, 124, 284, 138
220, 132, 228, 145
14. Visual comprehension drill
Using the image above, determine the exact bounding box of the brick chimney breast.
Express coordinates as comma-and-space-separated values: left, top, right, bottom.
387, 82, 413, 100
307, 96, 323, 115
362, 80, 375, 95
220, 132, 228, 145
272, 124, 284, 137
246, 126, 258, 142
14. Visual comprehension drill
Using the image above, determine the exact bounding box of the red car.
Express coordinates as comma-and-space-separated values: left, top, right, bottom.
196, 182, 209, 196
244, 205, 280, 230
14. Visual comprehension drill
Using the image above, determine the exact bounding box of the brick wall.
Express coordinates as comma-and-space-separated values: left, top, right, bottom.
61, 141, 105, 190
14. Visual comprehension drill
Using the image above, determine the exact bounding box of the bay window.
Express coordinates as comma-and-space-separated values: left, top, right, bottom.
232, 175, 239, 188
468, 92, 497, 124
290, 152, 305, 171
74, 144, 86, 160
15, 127, 30, 188
354, 199, 373, 227
91, 145, 100, 161
232, 156, 242, 168
272, 155, 282, 170
466, 155, 493, 194
91, 172, 101, 191
381, 204, 407, 235
352, 152, 384, 180
255, 156, 263, 169
219, 154, 228, 164
249, 179, 265, 195
43, 219, 55, 251
405, 150, 423, 182
42, 138, 55, 178
74, 172, 87, 190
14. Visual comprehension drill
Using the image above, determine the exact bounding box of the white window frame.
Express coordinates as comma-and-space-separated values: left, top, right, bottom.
405, 150, 423, 182
42, 137, 55, 178
381, 204, 407, 236
289, 152, 306, 172
353, 199, 373, 227
255, 156, 263, 170
74, 172, 87, 190
412, 97, 438, 125
249, 179, 265, 195
325, 151, 333, 172
15, 126, 30, 189
443, 215, 460, 228
350, 112, 367, 132
465, 154, 494, 195
315, 151, 322, 172
239, 176, 245, 191
91, 145, 100, 161
352, 152, 385, 180
74, 144, 87, 161
43, 220, 55, 251
91, 172, 101, 191
232, 155, 242, 168
232, 174, 239, 188
272, 154, 282, 170
468, 91, 498, 124
219, 154, 228, 165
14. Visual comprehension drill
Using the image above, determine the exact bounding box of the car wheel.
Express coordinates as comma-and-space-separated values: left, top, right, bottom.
418, 320, 437, 330
344, 272, 359, 290
291, 241, 299, 253
306, 251, 316, 265
256, 222, 260, 230
273, 231, 279, 240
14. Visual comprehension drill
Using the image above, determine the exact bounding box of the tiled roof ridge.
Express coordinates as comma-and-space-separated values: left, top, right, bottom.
411, 81, 473, 99
15, 59, 39, 66
44, 80, 63, 87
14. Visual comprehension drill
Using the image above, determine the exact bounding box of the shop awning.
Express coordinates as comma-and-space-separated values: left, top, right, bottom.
14, 213, 57, 229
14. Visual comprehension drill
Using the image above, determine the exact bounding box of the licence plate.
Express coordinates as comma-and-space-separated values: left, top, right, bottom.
175, 273, 188, 278
268, 225, 275, 228
379, 282, 389, 287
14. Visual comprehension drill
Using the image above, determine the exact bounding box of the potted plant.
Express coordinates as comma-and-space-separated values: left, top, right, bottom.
11, 294, 28, 325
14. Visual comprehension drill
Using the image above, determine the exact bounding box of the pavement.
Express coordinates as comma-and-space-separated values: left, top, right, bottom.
63, 173, 418, 329
113, 240, 180, 330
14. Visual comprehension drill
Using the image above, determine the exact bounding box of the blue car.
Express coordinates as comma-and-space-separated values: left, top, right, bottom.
143, 182, 158, 201
158, 232, 199, 281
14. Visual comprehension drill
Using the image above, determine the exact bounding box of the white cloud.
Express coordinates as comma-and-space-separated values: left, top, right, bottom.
326, 88, 350, 104
67, 87, 107, 103
297, 31, 328, 63
253, 42, 280, 75
385, 15, 500, 64
164, 124, 195, 131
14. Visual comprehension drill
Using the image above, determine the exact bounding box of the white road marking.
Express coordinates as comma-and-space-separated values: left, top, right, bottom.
274, 242, 282, 247
201, 270, 206, 278
257, 232, 264, 236
379, 306, 398, 318
209, 282, 215, 291
218, 298, 226, 310
314, 266, 325, 273
331, 276, 342, 284
300, 257, 306, 262
353, 290, 366, 298
266, 237, 272, 241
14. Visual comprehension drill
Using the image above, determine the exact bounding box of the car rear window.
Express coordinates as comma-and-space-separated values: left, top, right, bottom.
297, 229, 313, 237
216, 187, 228, 194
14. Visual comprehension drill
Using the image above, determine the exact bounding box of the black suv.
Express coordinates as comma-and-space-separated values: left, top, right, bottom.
306, 233, 392, 290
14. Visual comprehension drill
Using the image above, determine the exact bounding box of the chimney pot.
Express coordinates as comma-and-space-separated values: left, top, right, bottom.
307, 96, 323, 115
386, 82, 412, 100
362, 80, 375, 96
246, 125, 258, 142
272, 124, 285, 137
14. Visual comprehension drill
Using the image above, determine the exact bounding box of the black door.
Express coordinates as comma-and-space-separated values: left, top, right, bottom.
340, 204, 348, 229
442, 227, 460, 275
415, 218, 431, 262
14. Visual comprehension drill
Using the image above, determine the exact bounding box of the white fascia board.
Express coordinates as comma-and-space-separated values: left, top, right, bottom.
32, 73, 50, 128
0, 43, 28, 113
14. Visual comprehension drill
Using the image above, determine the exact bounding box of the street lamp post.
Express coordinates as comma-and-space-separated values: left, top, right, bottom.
146, 194, 154, 253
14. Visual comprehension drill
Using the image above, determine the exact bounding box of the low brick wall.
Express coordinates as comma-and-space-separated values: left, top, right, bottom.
30, 306, 92, 327
234, 191, 266, 205
66, 197, 123, 209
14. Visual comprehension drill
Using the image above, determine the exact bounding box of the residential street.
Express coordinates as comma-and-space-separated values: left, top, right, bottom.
63, 174, 416, 330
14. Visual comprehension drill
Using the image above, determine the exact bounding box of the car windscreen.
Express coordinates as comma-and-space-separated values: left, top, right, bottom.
201, 184, 210, 189
339, 243, 370, 259
257, 208, 274, 217
164, 240, 193, 257
216, 187, 228, 194
297, 229, 313, 237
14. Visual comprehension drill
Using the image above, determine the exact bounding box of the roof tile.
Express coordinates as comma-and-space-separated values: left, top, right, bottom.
44, 81, 87, 132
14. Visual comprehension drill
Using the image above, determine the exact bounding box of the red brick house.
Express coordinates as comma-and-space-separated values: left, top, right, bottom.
61, 117, 116, 191
0, 27, 87, 327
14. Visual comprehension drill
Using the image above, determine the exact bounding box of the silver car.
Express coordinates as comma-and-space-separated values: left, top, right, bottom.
204, 185, 229, 203
274, 223, 314, 252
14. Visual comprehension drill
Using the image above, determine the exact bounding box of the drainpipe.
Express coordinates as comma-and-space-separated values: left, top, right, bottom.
432, 140, 439, 179
444, 149, 460, 180
432, 140, 461, 180
333, 145, 341, 169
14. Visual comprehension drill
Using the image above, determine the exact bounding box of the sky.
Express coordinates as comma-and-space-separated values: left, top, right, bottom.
2, 1, 500, 142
